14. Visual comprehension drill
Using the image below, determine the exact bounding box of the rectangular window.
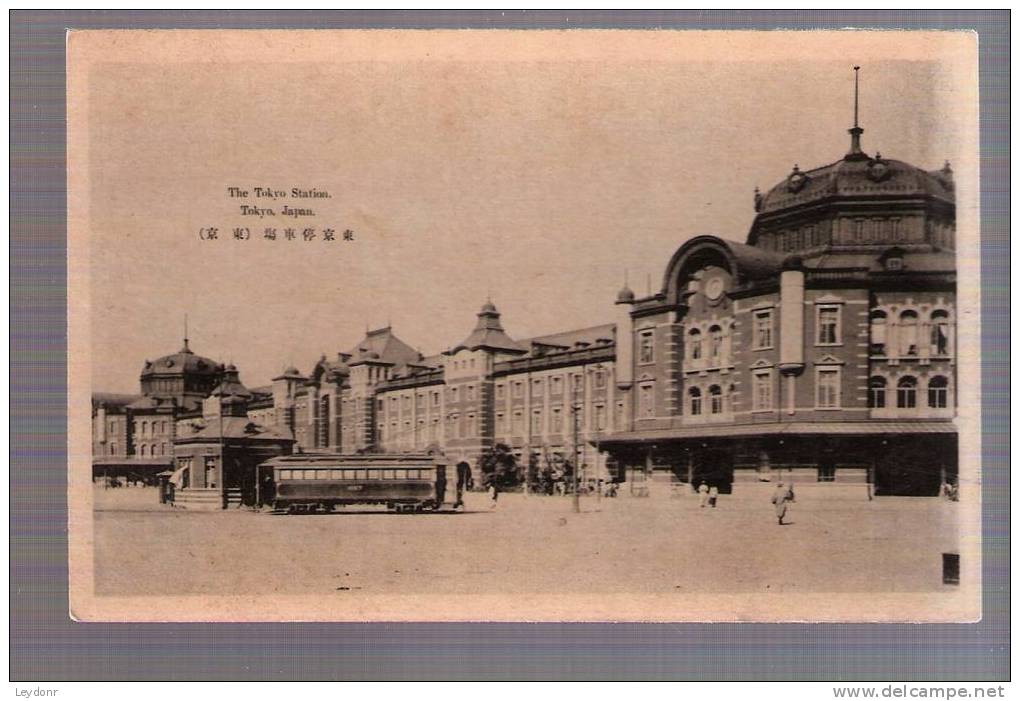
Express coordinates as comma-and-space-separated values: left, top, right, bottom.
615, 401, 625, 427
416, 394, 425, 409
511, 410, 524, 435
816, 369, 840, 408
532, 378, 544, 397
466, 384, 476, 401
638, 330, 655, 364
495, 383, 505, 400
753, 371, 773, 411
550, 407, 563, 433
594, 404, 606, 431
816, 305, 841, 345
551, 376, 563, 395
754, 310, 773, 349
496, 412, 506, 434
639, 384, 654, 417
530, 409, 542, 434
594, 370, 606, 389
432, 391, 440, 407
450, 387, 459, 403
466, 413, 476, 437
513, 381, 523, 398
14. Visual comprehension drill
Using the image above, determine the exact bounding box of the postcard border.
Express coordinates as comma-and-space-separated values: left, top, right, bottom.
11, 9, 1009, 681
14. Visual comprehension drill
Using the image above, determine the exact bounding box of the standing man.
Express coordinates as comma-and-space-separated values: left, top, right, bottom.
454, 461, 471, 511
771, 482, 792, 525
697, 481, 710, 508
708, 484, 719, 508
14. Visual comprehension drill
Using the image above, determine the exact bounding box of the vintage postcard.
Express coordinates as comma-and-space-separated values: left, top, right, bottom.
67, 29, 981, 622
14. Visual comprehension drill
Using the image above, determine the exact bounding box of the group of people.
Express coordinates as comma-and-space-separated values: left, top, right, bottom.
696, 481, 719, 508
696, 479, 796, 525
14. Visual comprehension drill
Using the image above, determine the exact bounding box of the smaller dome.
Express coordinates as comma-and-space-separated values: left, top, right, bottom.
480, 300, 498, 314
225, 363, 237, 372
284, 365, 300, 375
366, 351, 380, 360
616, 285, 635, 303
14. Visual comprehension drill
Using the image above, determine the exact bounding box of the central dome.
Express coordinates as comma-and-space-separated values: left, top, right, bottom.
141, 339, 220, 377
755, 154, 954, 216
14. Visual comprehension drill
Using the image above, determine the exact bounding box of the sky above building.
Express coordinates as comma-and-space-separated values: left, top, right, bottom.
79, 30, 975, 393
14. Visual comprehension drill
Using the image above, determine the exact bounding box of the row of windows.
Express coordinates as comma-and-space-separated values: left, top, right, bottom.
277, 468, 431, 481
870, 309, 951, 357
751, 305, 841, 350
688, 384, 736, 416
137, 419, 170, 436
687, 323, 734, 363
495, 372, 602, 401
868, 375, 950, 409
493, 404, 609, 435
138, 443, 171, 457
746, 369, 840, 411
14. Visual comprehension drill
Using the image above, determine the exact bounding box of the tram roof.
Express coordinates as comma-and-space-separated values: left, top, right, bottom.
261, 452, 445, 468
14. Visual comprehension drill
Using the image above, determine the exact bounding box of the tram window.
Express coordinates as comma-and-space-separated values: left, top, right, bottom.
365, 470, 379, 480
331, 469, 342, 479
407, 469, 419, 479
280, 470, 292, 480
354, 469, 365, 480
393, 469, 406, 480
384, 469, 395, 480
303, 469, 317, 480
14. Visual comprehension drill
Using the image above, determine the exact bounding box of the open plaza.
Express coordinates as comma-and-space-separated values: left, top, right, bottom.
93, 485, 959, 598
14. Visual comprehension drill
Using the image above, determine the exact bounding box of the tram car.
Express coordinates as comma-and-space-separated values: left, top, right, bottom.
262, 453, 453, 513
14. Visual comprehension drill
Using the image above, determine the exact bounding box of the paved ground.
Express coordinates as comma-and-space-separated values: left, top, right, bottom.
93, 485, 959, 597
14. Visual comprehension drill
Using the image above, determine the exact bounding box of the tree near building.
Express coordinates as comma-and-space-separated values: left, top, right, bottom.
479, 443, 521, 489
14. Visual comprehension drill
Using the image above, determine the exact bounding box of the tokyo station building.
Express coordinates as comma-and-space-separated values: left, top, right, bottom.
92, 118, 958, 497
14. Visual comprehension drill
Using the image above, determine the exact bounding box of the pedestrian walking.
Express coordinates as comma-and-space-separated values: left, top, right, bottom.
487, 479, 499, 510
771, 482, 792, 525
454, 461, 471, 510
708, 484, 719, 508
697, 481, 709, 508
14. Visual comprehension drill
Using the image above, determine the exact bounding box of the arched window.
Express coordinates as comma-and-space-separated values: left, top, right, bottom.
140, 421, 148, 436
140, 444, 148, 457
688, 329, 702, 361
870, 310, 887, 355
896, 376, 917, 409
727, 384, 736, 413
868, 376, 887, 408
930, 310, 950, 356
709, 385, 723, 414
928, 376, 949, 408
899, 310, 919, 356
709, 325, 723, 360
689, 387, 702, 416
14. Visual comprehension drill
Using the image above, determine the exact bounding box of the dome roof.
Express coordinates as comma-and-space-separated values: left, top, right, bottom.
141, 340, 219, 377
615, 285, 635, 303
756, 154, 954, 216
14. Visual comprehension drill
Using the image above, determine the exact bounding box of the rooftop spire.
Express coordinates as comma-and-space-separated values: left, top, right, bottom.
846, 65, 867, 160
181, 313, 192, 353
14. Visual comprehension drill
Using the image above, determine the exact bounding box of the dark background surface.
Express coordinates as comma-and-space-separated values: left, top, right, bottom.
10, 10, 1009, 681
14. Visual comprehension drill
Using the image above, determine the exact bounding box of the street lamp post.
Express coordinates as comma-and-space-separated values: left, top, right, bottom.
592, 363, 605, 507
571, 374, 580, 514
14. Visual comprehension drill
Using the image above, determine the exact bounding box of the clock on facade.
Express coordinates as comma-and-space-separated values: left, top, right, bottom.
705, 276, 725, 301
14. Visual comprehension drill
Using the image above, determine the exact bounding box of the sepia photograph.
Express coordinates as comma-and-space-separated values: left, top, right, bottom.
66, 28, 981, 623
